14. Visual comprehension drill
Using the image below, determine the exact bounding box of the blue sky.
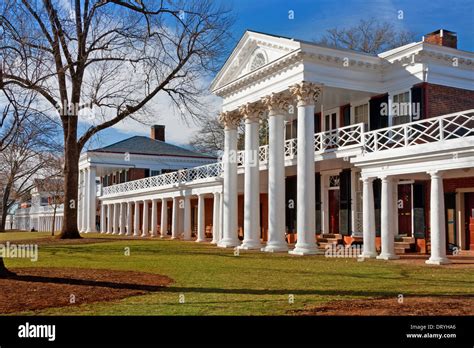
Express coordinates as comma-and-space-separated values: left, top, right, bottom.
92, 0, 474, 150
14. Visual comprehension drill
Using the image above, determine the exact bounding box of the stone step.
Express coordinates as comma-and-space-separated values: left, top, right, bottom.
394, 241, 413, 249
395, 247, 408, 254
401, 237, 415, 243
321, 233, 342, 239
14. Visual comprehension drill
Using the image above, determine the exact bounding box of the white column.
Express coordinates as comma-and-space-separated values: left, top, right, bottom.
350, 170, 358, 235
196, 194, 206, 242
321, 173, 329, 235
218, 111, 241, 248
126, 202, 132, 236
171, 197, 180, 239
219, 190, 224, 241
361, 177, 377, 258
151, 199, 158, 237
119, 202, 126, 235
78, 169, 84, 232
133, 201, 140, 236
106, 203, 113, 234
100, 203, 106, 233
183, 195, 192, 240
113, 203, 119, 235
426, 171, 450, 265
86, 166, 97, 233
211, 192, 221, 244
393, 179, 399, 236
240, 103, 262, 250
262, 94, 288, 252
142, 200, 149, 237
161, 198, 168, 238
377, 176, 399, 260
82, 169, 89, 232
289, 82, 321, 255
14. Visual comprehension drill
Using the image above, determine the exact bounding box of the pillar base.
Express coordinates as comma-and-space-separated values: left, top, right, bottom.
160, 234, 167, 239
195, 238, 207, 243
210, 240, 218, 245
261, 243, 288, 253
239, 241, 262, 250
426, 257, 451, 265
171, 236, 180, 240
133, 233, 140, 237
218, 238, 241, 248
289, 244, 321, 256
360, 252, 378, 259
376, 253, 400, 260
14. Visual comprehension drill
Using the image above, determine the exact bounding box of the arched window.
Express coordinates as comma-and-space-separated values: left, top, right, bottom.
250, 52, 266, 71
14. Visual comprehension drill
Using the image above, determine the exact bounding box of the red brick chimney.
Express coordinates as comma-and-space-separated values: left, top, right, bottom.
151, 125, 165, 142
423, 29, 457, 49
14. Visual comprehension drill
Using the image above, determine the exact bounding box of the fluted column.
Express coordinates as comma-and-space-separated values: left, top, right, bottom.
142, 200, 149, 237
119, 202, 126, 235
100, 203, 106, 233
126, 202, 132, 236
133, 201, 140, 236
289, 81, 322, 255
377, 176, 399, 260
218, 111, 241, 248
171, 197, 180, 239
426, 171, 450, 265
361, 177, 377, 258
239, 103, 263, 250
262, 94, 289, 252
161, 198, 168, 238
151, 199, 158, 237
211, 192, 221, 244
113, 203, 119, 235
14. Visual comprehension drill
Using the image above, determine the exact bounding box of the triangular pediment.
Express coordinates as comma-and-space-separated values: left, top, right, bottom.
211, 31, 301, 92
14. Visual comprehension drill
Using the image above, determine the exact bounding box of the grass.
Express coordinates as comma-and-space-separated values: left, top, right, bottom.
1, 231, 473, 315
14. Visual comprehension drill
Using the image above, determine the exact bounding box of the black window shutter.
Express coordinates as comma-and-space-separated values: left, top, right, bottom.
315, 173, 321, 233
369, 94, 389, 131
342, 105, 351, 127
411, 85, 424, 121
413, 183, 426, 239
339, 169, 351, 236
314, 113, 321, 133
373, 179, 382, 237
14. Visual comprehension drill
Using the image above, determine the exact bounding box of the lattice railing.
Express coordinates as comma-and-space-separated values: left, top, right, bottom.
284, 138, 297, 158
102, 162, 223, 196
364, 111, 474, 152
315, 123, 364, 153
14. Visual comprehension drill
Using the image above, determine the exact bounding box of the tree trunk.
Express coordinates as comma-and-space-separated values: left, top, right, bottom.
0, 188, 9, 232
0, 257, 16, 277
51, 207, 57, 236
58, 137, 81, 239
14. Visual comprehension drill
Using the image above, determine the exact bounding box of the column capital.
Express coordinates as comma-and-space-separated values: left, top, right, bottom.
361, 176, 375, 183
218, 110, 241, 130
238, 102, 265, 123
378, 175, 393, 182
289, 81, 322, 107
427, 170, 444, 178
261, 93, 291, 116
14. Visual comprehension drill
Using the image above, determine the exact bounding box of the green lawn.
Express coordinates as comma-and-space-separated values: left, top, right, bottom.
1, 232, 473, 315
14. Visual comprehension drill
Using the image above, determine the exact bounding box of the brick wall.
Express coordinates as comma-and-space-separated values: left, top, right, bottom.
444, 177, 474, 193
128, 168, 146, 181
426, 83, 474, 118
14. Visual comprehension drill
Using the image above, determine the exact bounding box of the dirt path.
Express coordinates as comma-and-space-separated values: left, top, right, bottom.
290, 296, 474, 315
0, 268, 173, 314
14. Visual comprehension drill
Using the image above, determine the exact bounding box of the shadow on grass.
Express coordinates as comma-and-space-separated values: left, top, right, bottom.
7, 273, 474, 299
8, 274, 167, 292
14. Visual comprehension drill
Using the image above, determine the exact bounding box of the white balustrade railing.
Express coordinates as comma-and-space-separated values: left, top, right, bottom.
364, 111, 474, 152
100, 111, 473, 198
102, 162, 223, 196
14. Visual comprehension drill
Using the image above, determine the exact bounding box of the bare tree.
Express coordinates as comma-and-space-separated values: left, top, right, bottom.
0, 112, 60, 233
0, 0, 233, 239
317, 18, 416, 54
40, 156, 64, 236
